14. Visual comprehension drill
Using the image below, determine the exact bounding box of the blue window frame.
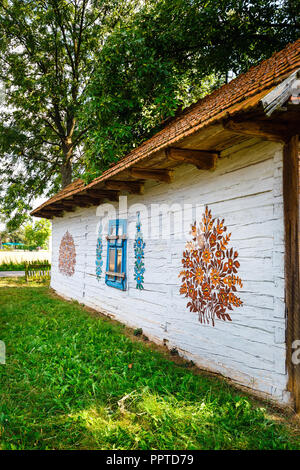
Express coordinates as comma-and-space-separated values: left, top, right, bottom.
105, 219, 127, 290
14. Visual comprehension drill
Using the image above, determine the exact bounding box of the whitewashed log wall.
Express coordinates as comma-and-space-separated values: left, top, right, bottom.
50, 139, 290, 405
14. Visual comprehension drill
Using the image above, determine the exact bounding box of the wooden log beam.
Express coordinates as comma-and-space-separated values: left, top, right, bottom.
105, 180, 144, 194
130, 168, 174, 183
52, 204, 76, 212
57, 200, 74, 207
83, 192, 108, 201
66, 193, 103, 205
223, 119, 299, 143
39, 210, 63, 218
283, 134, 300, 413
41, 205, 64, 213
65, 196, 94, 207
261, 70, 300, 116
37, 213, 53, 219
166, 147, 218, 170
56, 201, 76, 209
84, 188, 119, 201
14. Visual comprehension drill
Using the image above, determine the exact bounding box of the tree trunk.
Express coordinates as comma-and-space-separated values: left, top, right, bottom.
61, 140, 73, 188
61, 159, 72, 188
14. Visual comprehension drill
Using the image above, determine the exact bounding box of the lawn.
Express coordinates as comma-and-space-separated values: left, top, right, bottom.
0, 279, 299, 450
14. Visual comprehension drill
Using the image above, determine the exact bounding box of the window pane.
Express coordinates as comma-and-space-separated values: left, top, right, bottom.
116, 248, 122, 273
109, 248, 115, 272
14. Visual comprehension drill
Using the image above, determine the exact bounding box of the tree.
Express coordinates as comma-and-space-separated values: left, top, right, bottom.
23, 219, 51, 249
0, 224, 25, 244
0, 1, 299, 227
81, 0, 300, 179
0, 0, 142, 228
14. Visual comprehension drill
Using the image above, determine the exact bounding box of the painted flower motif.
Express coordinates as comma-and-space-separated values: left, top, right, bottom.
59, 231, 76, 277
136, 237, 143, 248
216, 221, 225, 234
224, 249, 240, 274
228, 292, 243, 307
190, 224, 197, 237
134, 213, 145, 290
226, 258, 234, 272
180, 283, 188, 295
209, 233, 217, 247
185, 270, 193, 279
185, 241, 196, 252
179, 206, 243, 326
218, 289, 228, 306
215, 249, 223, 260
182, 252, 193, 268
95, 224, 103, 280
223, 275, 234, 288
202, 282, 211, 299
202, 249, 211, 264
194, 267, 204, 285
196, 233, 205, 250
188, 285, 197, 299
211, 268, 221, 287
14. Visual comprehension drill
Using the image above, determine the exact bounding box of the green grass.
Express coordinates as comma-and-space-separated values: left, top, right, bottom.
0, 278, 299, 450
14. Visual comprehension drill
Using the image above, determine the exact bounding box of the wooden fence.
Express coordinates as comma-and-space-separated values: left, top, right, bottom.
25, 262, 51, 282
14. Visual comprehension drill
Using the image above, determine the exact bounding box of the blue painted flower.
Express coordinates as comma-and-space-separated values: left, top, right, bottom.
136, 237, 143, 248
134, 214, 145, 289
95, 226, 103, 280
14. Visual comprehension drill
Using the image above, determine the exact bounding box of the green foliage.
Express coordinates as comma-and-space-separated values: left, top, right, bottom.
0, 216, 51, 248
0, 280, 299, 450
0, 259, 51, 272
0, 223, 26, 244
0, 245, 33, 251
81, 0, 300, 180
0, 261, 26, 271
23, 219, 51, 249
0, 0, 142, 228
80, 17, 221, 179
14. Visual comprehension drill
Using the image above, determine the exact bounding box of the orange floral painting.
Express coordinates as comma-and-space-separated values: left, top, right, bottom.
59, 231, 76, 277
179, 207, 243, 326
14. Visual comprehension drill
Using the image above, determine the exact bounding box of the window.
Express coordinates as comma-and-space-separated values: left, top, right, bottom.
105, 219, 127, 290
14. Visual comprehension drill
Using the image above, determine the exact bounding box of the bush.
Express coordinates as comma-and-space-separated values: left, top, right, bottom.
0, 259, 51, 272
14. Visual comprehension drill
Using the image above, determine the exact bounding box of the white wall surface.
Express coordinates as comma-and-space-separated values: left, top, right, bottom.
50, 139, 289, 405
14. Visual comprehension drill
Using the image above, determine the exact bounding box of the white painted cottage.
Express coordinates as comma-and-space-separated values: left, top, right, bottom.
32, 40, 300, 411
